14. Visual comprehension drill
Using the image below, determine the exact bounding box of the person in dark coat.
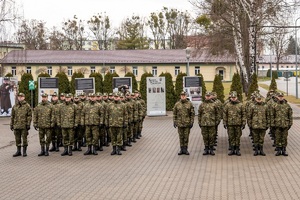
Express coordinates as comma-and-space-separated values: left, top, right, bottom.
0, 77, 12, 115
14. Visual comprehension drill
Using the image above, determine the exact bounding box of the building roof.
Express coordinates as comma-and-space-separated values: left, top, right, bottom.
1, 49, 236, 65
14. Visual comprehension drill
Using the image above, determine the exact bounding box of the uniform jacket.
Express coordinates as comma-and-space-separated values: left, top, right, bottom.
10, 100, 32, 129
33, 101, 54, 128
81, 101, 104, 126
106, 100, 128, 127
58, 101, 79, 128
173, 99, 195, 127
248, 101, 270, 129
270, 100, 293, 128
198, 99, 221, 127
223, 100, 246, 126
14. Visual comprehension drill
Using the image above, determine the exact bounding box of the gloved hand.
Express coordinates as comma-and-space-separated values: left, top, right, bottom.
10, 125, 13, 131
190, 124, 193, 129
241, 125, 245, 130
173, 122, 177, 128
224, 125, 227, 129
26, 125, 30, 130
34, 126, 38, 131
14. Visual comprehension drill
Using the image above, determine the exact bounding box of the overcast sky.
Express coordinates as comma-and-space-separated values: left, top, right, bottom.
19, 0, 195, 28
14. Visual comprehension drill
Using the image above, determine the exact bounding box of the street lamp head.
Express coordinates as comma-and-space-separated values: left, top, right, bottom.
185, 47, 191, 59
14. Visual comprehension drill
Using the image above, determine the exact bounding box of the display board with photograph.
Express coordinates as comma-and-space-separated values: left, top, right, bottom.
183, 76, 202, 115
75, 78, 95, 96
112, 77, 132, 94
0, 77, 18, 117
38, 77, 59, 102
146, 77, 166, 116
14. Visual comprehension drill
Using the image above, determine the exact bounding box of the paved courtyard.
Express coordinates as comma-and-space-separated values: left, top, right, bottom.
1, 101, 300, 200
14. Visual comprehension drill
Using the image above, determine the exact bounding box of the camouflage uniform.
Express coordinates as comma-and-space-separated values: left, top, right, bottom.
58, 94, 79, 156
81, 94, 104, 155
10, 93, 32, 157
49, 92, 61, 152
211, 92, 223, 147
248, 95, 270, 156
33, 94, 55, 156
198, 92, 221, 155
125, 93, 137, 146
120, 95, 129, 151
73, 96, 84, 151
135, 91, 146, 137
101, 93, 110, 146
223, 92, 246, 156
106, 94, 128, 155
270, 93, 293, 156
132, 94, 143, 142
266, 95, 278, 146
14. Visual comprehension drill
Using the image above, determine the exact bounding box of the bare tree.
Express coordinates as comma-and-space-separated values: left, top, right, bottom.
62, 15, 85, 50
49, 26, 65, 50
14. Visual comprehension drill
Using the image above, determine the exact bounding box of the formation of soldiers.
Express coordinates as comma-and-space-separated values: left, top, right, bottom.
173, 90, 293, 157
10, 90, 146, 157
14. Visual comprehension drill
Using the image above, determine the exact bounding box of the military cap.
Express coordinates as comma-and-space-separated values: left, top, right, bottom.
255, 94, 263, 100
18, 92, 25, 97
130, 93, 135, 96
205, 91, 212, 96
120, 94, 125, 98
102, 93, 108, 97
211, 92, 217, 96
230, 91, 237, 98
65, 93, 72, 98
74, 94, 80, 99
114, 93, 119, 97
277, 92, 284, 97
125, 92, 130, 96
180, 91, 187, 95
60, 93, 65, 97
51, 92, 58, 96
96, 92, 102, 97
108, 93, 113, 96
88, 93, 95, 97
79, 92, 85, 96
3, 77, 9, 81
134, 90, 139, 93
41, 93, 48, 97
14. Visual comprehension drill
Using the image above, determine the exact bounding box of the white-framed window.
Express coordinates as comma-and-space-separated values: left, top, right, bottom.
90, 66, 96, 73
68, 66, 73, 76
132, 66, 138, 76
286, 66, 289, 68
110, 66, 115, 73
11, 66, 16, 76
195, 66, 200, 75
152, 66, 157, 76
175, 66, 180, 76
26, 66, 31, 74
47, 66, 52, 76
218, 70, 224, 80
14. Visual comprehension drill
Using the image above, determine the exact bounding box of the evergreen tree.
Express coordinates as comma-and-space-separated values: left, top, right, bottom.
70, 71, 84, 94
35, 73, 51, 106
4, 73, 13, 77
230, 73, 243, 101
159, 72, 176, 111
286, 36, 300, 55
103, 72, 119, 93
212, 74, 225, 103
89, 72, 103, 93
247, 73, 259, 99
19, 73, 34, 106
198, 73, 206, 101
55, 72, 70, 95
125, 72, 138, 92
266, 69, 278, 79
269, 76, 277, 91
175, 72, 187, 98
139, 72, 153, 103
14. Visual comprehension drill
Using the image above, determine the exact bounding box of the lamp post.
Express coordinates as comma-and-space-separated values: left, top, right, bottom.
295, 17, 300, 99
185, 47, 191, 76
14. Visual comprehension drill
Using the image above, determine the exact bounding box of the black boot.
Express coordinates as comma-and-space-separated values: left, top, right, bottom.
127, 138, 132, 147
136, 133, 140, 139
260, 145, 266, 156
121, 142, 127, 151
92, 145, 98, 155
282, 147, 288, 156
275, 147, 282, 156
228, 146, 235, 156
13, 146, 22, 157
138, 131, 142, 138
132, 136, 137, 143
44, 145, 49, 156
178, 147, 184, 155
254, 145, 259, 156
82, 137, 86, 147
77, 142, 82, 151
236, 146, 241, 156
38, 145, 45, 156
72, 143, 78, 151
84, 145, 92, 155
184, 146, 190, 155
209, 146, 215, 156
203, 146, 209, 155
117, 146, 122, 155
68, 146, 73, 156
23, 146, 27, 157
61, 146, 68, 156
99, 143, 103, 151
56, 141, 60, 152
59, 139, 63, 147
111, 146, 117, 155
49, 141, 56, 152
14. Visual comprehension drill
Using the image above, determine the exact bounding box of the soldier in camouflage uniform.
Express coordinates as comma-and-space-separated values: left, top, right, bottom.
101, 93, 110, 146
81, 93, 104, 155
33, 93, 55, 156
49, 92, 61, 152
173, 91, 195, 155
120, 94, 129, 151
57, 93, 66, 147
79, 92, 88, 147
266, 91, 278, 147
10, 93, 32, 157
73, 95, 84, 151
106, 93, 128, 155
125, 93, 137, 147
58, 94, 79, 156
270, 92, 293, 156
211, 92, 222, 147
135, 91, 146, 138
248, 94, 270, 156
223, 91, 246, 156
198, 92, 221, 155
131, 93, 143, 143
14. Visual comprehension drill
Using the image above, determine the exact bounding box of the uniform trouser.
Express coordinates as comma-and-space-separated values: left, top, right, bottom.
252, 129, 266, 146
74, 125, 84, 144
111, 127, 123, 146
62, 128, 74, 146
97, 127, 104, 146
51, 126, 60, 143
39, 128, 52, 146
227, 126, 242, 146
123, 126, 128, 143
127, 123, 133, 138
85, 125, 99, 146
178, 127, 190, 147
132, 122, 138, 137
14, 129, 28, 147
138, 118, 144, 133
275, 127, 288, 147
200, 126, 215, 147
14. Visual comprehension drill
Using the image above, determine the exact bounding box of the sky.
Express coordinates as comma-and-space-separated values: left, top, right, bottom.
19, 0, 196, 28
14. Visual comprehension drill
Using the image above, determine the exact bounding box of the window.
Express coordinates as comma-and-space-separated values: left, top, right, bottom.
175, 66, 180, 76
286, 66, 289, 68
26, 66, 31, 74
262, 66, 264, 69
47, 66, 52, 76
132, 66, 138, 76
152, 66, 157, 76
110, 66, 115, 73
11, 66, 16, 76
68, 66, 73, 76
281, 66, 284, 68
218, 70, 224, 80
195, 66, 200, 75
90, 66, 96, 73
